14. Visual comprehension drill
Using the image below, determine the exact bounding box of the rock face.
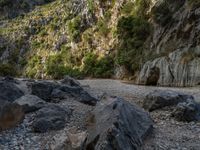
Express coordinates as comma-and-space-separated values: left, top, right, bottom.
85, 97, 153, 150
0, 100, 24, 131
0, 80, 24, 102
32, 104, 72, 133
138, 2, 200, 87
143, 90, 193, 111
14, 94, 46, 113
171, 99, 200, 122
138, 49, 200, 87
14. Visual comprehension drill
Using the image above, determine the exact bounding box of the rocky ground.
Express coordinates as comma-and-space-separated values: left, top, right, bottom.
80, 79, 200, 150
0, 78, 200, 150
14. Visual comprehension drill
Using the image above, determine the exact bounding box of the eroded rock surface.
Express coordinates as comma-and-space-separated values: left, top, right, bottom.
32, 104, 72, 133
0, 80, 24, 102
143, 90, 194, 111
85, 97, 153, 150
14, 94, 46, 113
0, 100, 24, 131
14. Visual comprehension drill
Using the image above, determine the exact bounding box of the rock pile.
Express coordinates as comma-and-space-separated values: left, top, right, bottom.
143, 90, 200, 122
0, 76, 154, 150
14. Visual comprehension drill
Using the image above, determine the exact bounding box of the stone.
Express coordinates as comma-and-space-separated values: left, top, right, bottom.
85, 97, 153, 150
52, 85, 99, 106
0, 100, 24, 131
14, 94, 46, 113
143, 90, 194, 111
32, 104, 72, 133
60, 76, 81, 87
28, 81, 59, 101
51, 131, 87, 150
0, 80, 24, 102
171, 99, 200, 122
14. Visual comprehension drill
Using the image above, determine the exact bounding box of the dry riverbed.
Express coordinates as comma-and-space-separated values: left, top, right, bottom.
80, 79, 200, 150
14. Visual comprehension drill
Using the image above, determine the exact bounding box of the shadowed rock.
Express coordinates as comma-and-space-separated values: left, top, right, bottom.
171, 99, 200, 122
0, 100, 24, 131
32, 104, 72, 133
85, 97, 153, 150
14, 94, 46, 113
0, 80, 24, 102
29, 79, 98, 105
143, 90, 193, 111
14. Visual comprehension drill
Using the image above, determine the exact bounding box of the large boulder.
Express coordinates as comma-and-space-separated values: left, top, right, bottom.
171, 99, 200, 122
0, 100, 24, 131
85, 97, 153, 150
0, 80, 24, 102
14, 95, 46, 113
143, 90, 193, 111
29, 80, 98, 105
55, 85, 98, 106
32, 104, 72, 133
28, 81, 59, 101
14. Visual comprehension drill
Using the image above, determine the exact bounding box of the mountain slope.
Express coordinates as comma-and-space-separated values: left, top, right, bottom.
0, 0, 200, 86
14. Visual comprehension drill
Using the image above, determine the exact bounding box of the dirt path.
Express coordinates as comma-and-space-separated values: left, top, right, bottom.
79, 79, 200, 150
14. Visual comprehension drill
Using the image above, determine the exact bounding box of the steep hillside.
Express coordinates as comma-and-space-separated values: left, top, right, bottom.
0, 0, 200, 86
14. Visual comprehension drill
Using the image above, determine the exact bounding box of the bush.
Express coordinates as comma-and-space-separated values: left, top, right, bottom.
0, 63, 17, 76
83, 53, 114, 78
116, 16, 151, 72
68, 16, 82, 42
46, 54, 82, 79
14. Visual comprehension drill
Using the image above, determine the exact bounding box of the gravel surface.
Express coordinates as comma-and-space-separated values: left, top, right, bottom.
80, 79, 200, 150
1, 79, 200, 150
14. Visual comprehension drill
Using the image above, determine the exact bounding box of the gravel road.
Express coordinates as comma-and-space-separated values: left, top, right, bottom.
80, 79, 200, 150
80, 79, 200, 102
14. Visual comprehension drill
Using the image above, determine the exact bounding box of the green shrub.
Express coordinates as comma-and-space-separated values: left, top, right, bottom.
68, 16, 82, 42
116, 16, 151, 72
0, 63, 17, 76
96, 19, 110, 37
46, 54, 82, 79
83, 53, 114, 78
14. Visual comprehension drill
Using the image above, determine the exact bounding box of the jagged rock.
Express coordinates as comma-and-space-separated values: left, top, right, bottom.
32, 104, 72, 133
85, 97, 153, 150
57, 85, 98, 106
51, 130, 87, 150
0, 100, 24, 131
143, 90, 194, 111
29, 79, 98, 105
171, 99, 200, 122
0, 80, 24, 102
14, 94, 46, 113
28, 81, 59, 101
60, 76, 81, 87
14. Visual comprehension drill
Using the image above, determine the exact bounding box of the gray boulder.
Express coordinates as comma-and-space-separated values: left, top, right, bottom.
85, 97, 153, 150
0, 80, 24, 102
14, 94, 46, 113
171, 99, 200, 122
143, 90, 193, 111
32, 104, 72, 133
0, 100, 24, 131
60, 76, 81, 87
28, 81, 59, 101
29, 80, 98, 105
